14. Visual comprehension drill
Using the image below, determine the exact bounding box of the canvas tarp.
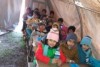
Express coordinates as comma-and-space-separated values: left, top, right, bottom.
0, 0, 22, 29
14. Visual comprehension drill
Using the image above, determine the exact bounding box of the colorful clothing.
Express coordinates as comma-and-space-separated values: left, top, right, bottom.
35, 43, 66, 64
77, 44, 87, 64
60, 44, 79, 63
29, 29, 47, 46
89, 56, 100, 67
79, 36, 100, 67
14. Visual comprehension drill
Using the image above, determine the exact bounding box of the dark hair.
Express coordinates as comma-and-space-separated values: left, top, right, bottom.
58, 18, 63, 23
42, 9, 47, 13
68, 26, 76, 32
42, 38, 59, 48
50, 10, 54, 15
26, 7, 31, 11
34, 8, 39, 11
29, 10, 34, 16
38, 23, 45, 26
34, 11, 41, 18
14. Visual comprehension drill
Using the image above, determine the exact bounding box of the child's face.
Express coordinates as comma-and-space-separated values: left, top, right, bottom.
67, 39, 75, 47
42, 11, 46, 15
50, 13, 54, 17
82, 45, 89, 51
52, 25, 58, 29
68, 29, 73, 33
39, 25, 45, 32
33, 14, 38, 18
48, 39, 57, 47
58, 21, 62, 25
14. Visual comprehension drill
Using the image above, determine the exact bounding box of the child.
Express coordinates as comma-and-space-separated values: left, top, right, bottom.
60, 25, 68, 40
26, 11, 40, 38
80, 36, 100, 67
46, 22, 53, 33
29, 23, 47, 47
52, 22, 59, 30
67, 26, 76, 34
60, 33, 79, 63
40, 9, 47, 20
22, 7, 32, 38
35, 28, 66, 66
48, 10, 56, 22
58, 18, 64, 28
43, 22, 60, 42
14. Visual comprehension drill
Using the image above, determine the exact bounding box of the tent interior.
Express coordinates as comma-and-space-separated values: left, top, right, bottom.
0, 0, 100, 65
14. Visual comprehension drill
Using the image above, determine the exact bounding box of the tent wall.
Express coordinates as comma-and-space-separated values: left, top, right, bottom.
79, 0, 100, 59
0, 0, 22, 29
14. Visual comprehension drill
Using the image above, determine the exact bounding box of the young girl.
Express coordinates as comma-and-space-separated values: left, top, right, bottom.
52, 22, 59, 30
35, 28, 66, 66
80, 36, 100, 67
60, 33, 79, 63
67, 26, 76, 34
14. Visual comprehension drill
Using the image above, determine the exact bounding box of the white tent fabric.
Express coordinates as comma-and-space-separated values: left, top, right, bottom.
0, 0, 100, 59
0, 0, 22, 29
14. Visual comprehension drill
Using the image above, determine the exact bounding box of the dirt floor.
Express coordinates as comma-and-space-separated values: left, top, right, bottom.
0, 31, 27, 67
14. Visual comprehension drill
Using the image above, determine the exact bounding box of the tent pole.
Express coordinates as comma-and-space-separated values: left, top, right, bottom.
73, 0, 83, 40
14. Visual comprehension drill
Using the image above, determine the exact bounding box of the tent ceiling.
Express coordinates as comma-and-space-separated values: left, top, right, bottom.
80, 0, 100, 12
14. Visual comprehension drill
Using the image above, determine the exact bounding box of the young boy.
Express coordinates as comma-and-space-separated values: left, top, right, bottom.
58, 18, 64, 27
67, 26, 76, 34
29, 23, 47, 51
80, 36, 100, 67
60, 33, 79, 63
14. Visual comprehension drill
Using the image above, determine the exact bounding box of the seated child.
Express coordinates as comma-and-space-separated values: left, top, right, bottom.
60, 33, 79, 63
60, 25, 68, 40
29, 23, 47, 52
42, 22, 60, 42
57, 18, 64, 29
80, 36, 100, 67
35, 28, 67, 66
46, 22, 53, 33
67, 26, 76, 34
52, 22, 59, 30
26, 11, 40, 39
48, 10, 56, 22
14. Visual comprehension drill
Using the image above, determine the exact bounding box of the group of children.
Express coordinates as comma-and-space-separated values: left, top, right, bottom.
22, 7, 100, 67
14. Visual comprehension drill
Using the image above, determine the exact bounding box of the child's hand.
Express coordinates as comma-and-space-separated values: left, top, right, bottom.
52, 58, 58, 64
67, 59, 75, 63
57, 59, 62, 66
69, 60, 75, 63
86, 58, 89, 62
